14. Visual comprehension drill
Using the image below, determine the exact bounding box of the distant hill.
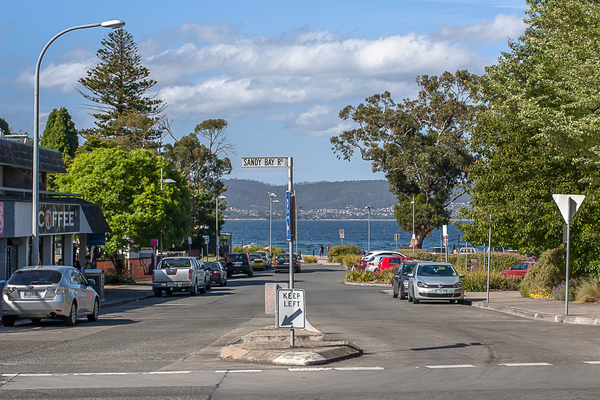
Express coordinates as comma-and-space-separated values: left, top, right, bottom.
222, 179, 397, 211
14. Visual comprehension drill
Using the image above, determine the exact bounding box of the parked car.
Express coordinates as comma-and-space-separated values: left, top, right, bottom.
392, 261, 418, 300
501, 261, 535, 278
459, 247, 477, 254
152, 256, 210, 297
256, 251, 272, 268
205, 261, 228, 286
2, 265, 100, 327
274, 253, 301, 273
249, 253, 266, 270
376, 256, 413, 274
407, 262, 465, 304
431, 247, 447, 255
365, 251, 407, 272
225, 253, 253, 277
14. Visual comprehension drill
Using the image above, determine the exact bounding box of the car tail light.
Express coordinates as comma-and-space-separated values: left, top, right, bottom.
152, 270, 155, 281
3, 286, 16, 295
214, 271, 221, 276
189, 269, 193, 279
53, 287, 68, 294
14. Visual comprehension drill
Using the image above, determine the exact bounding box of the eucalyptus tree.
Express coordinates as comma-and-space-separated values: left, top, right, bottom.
331, 71, 479, 248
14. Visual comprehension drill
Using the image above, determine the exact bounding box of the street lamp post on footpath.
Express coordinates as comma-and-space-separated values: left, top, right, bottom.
32, 20, 125, 265
160, 169, 175, 255
215, 195, 226, 260
411, 195, 415, 251
268, 192, 278, 257
365, 205, 373, 252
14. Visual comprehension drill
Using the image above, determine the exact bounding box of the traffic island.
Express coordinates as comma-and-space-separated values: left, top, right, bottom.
219, 326, 362, 366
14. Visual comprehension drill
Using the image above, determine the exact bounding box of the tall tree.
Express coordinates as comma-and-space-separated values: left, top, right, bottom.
57, 148, 192, 275
40, 107, 78, 159
78, 29, 165, 146
331, 71, 479, 248
0, 118, 10, 136
463, 0, 600, 274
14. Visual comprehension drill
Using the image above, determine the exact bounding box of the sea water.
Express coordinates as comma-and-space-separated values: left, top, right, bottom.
222, 219, 473, 255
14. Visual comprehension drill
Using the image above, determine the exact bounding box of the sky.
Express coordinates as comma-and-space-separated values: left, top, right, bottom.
1, 0, 527, 185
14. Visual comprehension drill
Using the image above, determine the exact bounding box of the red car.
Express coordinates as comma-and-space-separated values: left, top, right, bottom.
376, 256, 413, 274
501, 261, 535, 278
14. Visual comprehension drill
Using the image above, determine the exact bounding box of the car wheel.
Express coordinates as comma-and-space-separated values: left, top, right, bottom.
247, 270, 254, 277
412, 295, 419, 304
190, 281, 198, 296
88, 299, 99, 322
199, 283, 206, 294
206, 281, 212, 290
2, 316, 16, 327
64, 302, 77, 326
30, 318, 42, 324
400, 287, 406, 300
450, 300, 456, 304
224, 279, 228, 286
407, 289, 413, 302
220, 280, 225, 287
392, 284, 399, 298
457, 299, 464, 304
165, 289, 174, 296
153, 289, 162, 297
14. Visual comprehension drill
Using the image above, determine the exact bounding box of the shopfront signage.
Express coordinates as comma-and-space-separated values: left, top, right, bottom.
38, 203, 79, 235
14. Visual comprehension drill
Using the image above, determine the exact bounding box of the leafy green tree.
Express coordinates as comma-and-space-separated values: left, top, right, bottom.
57, 148, 192, 275
41, 107, 79, 160
462, 0, 600, 273
0, 118, 11, 135
163, 119, 233, 251
331, 71, 479, 248
78, 29, 165, 146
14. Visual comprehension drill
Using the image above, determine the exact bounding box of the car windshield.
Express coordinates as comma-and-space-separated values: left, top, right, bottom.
402, 264, 416, 275
161, 259, 192, 269
205, 262, 220, 270
418, 264, 457, 277
229, 254, 246, 263
8, 270, 62, 285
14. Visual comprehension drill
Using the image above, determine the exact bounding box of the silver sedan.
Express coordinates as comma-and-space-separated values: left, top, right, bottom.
2, 265, 100, 327
407, 262, 465, 304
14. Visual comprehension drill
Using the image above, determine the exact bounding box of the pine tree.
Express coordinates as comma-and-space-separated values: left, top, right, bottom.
78, 29, 165, 146
0, 118, 10, 136
40, 107, 78, 159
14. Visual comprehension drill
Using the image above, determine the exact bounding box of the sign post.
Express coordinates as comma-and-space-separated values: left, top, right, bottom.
276, 288, 305, 329
243, 156, 298, 346
552, 194, 585, 316
339, 228, 344, 244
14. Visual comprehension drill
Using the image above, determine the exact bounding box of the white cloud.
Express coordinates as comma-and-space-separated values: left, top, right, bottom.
269, 105, 355, 138
435, 13, 525, 44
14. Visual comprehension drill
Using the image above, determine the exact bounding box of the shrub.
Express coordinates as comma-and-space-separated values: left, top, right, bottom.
327, 244, 360, 261
344, 269, 393, 284
340, 254, 361, 269
551, 280, 578, 301
303, 255, 317, 264
575, 278, 600, 303
105, 274, 136, 285
455, 266, 516, 292
521, 246, 566, 298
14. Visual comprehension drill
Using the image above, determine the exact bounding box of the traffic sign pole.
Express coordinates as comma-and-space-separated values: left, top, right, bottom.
287, 157, 295, 346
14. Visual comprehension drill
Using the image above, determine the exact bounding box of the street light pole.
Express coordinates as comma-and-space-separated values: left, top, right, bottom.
411, 195, 415, 252
216, 195, 226, 260
32, 20, 125, 265
365, 205, 373, 252
268, 192, 278, 257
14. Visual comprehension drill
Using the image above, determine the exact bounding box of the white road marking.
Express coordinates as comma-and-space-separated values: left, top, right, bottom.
288, 367, 333, 372
425, 365, 475, 369
148, 371, 192, 375
500, 363, 552, 367
583, 361, 600, 364
215, 370, 263, 373
288, 367, 385, 372
334, 367, 385, 371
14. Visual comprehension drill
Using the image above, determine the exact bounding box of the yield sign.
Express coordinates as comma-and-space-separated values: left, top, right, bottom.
276, 289, 305, 329
552, 194, 585, 224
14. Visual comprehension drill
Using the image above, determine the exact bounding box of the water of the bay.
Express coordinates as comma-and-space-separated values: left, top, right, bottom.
222, 219, 473, 255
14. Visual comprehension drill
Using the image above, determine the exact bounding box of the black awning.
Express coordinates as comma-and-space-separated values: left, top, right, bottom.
0, 139, 66, 173
80, 203, 112, 234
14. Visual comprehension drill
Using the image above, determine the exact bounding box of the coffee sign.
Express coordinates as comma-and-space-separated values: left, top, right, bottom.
38, 204, 79, 234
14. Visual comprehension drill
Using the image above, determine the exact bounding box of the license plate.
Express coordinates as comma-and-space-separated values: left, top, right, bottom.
435, 289, 447, 294
167, 282, 176, 287
24, 291, 40, 298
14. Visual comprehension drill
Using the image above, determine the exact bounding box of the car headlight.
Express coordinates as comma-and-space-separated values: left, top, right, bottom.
453, 281, 463, 288
417, 281, 429, 288
3, 286, 16, 295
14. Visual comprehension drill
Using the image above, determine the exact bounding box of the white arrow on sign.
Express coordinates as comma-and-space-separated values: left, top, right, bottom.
552, 194, 585, 224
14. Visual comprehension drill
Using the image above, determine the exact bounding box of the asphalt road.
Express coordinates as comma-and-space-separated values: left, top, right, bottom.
1, 263, 600, 399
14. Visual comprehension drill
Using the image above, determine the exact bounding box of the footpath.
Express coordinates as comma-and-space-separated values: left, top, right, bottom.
99, 256, 600, 367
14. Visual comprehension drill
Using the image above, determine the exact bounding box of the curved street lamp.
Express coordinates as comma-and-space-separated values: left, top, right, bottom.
31, 20, 126, 265
268, 192, 279, 257
365, 205, 373, 252
215, 195, 226, 260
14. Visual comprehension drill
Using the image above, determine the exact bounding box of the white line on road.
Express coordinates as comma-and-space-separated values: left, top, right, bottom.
147, 371, 192, 375
288, 367, 333, 372
583, 361, 600, 364
334, 367, 385, 371
425, 365, 476, 369
215, 370, 263, 373
288, 367, 385, 372
500, 363, 553, 367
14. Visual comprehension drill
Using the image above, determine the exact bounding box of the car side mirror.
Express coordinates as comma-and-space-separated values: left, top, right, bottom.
459, 273, 465, 278
408, 273, 414, 278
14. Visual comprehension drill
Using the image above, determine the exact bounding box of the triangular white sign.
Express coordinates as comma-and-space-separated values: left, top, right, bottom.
552, 194, 585, 224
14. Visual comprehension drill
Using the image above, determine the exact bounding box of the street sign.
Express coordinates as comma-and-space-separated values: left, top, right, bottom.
553, 194, 585, 224
276, 288, 306, 329
203, 235, 209, 243
339, 229, 345, 239
394, 233, 400, 241
242, 157, 289, 168
187, 236, 192, 245
443, 236, 448, 246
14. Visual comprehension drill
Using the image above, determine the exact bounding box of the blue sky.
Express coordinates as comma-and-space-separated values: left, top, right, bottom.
1, 0, 527, 185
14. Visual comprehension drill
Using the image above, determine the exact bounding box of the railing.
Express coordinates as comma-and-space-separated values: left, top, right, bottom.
0, 186, 84, 200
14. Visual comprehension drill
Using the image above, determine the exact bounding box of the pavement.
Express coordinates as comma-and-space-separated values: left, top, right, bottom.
100, 256, 600, 367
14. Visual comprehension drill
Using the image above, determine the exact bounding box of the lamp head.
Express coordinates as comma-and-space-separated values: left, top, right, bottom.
101, 20, 126, 29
